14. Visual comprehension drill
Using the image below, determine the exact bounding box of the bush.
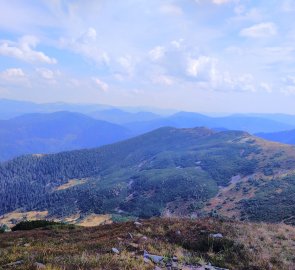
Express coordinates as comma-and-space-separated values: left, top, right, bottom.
11, 220, 65, 231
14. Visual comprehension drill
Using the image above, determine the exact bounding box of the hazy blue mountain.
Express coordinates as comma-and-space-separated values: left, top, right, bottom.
242, 113, 295, 126
125, 111, 293, 134
0, 111, 131, 161
0, 99, 113, 119
256, 129, 295, 145
89, 108, 160, 124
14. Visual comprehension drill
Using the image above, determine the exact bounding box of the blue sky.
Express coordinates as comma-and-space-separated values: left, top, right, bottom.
0, 0, 295, 113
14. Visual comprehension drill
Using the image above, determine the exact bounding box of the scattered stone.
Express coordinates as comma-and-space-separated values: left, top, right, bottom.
209, 233, 223, 239
34, 262, 46, 269
176, 230, 181, 235
134, 221, 142, 226
24, 243, 30, 247
128, 232, 133, 239
111, 247, 120, 254
204, 264, 229, 270
141, 236, 148, 241
144, 250, 164, 264
129, 243, 139, 248
3, 260, 24, 267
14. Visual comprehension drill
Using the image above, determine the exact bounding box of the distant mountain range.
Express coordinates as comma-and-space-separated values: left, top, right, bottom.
1, 99, 295, 161
124, 111, 294, 134
1, 127, 295, 225
256, 129, 295, 145
0, 111, 131, 161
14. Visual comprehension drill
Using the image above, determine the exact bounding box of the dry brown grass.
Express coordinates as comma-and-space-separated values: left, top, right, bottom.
0, 218, 294, 270
55, 179, 88, 191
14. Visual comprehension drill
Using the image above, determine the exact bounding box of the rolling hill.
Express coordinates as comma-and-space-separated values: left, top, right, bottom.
1, 127, 295, 225
0, 111, 131, 161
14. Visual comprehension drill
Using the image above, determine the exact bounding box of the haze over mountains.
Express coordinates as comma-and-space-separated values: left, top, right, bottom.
1, 99, 295, 161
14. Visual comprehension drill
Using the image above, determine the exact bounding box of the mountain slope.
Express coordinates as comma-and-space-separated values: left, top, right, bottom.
1, 218, 294, 270
256, 129, 295, 145
1, 127, 295, 224
0, 111, 131, 161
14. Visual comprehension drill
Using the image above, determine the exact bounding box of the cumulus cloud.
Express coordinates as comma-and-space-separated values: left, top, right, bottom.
186, 55, 256, 92
151, 74, 174, 86
260, 82, 272, 93
92, 77, 109, 92
195, 0, 236, 5
212, 0, 235, 4
1, 68, 25, 78
240, 22, 277, 38
0, 68, 29, 86
281, 76, 295, 95
0, 36, 57, 64
60, 27, 109, 65
36, 68, 60, 82
149, 46, 165, 61
159, 4, 183, 16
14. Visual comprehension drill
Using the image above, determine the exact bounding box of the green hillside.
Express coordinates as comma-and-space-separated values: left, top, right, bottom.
1, 127, 295, 224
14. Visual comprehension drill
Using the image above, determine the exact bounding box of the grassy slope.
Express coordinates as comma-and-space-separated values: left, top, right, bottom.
1, 127, 295, 224
0, 218, 294, 270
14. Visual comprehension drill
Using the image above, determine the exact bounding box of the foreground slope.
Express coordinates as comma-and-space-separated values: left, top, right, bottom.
0, 218, 294, 270
1, 127, 295, 224
0, 111, 131, 161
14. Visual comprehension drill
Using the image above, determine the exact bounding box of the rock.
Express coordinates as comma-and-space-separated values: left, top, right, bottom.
154, 266, 162, 270
4, 260, 24, 267
129, 243, 139, 248
128, 232, 133, 239
176, 230, 181, 235
111, 247, 120, 254
209, 233, 223, 239
172, 256, 178, 261
134, 221, 142, 226
144, 250, 164, 264
34, 262, 46, 269
204, 265, 229, 270
24, 243, 30, 247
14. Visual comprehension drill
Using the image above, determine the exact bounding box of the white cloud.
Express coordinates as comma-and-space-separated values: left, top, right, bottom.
1, 68, 25, 78
60, 27, 109, 65
36, 68, 60, 81
117, 56, 134, 76
152, 74, 174, 86
240, 22, 277, 38
260, 82, 272, 93
213, 0, 235, 4
0, 68, 29, 86
195, 0, 236, 5
0, 36, 57, 64
186, 56, 216, 79
159, 4, 183, 16
149, 46, 165, 61
281, 76, 295, 95
92, 77, 109, 92
282, 0, 295, 12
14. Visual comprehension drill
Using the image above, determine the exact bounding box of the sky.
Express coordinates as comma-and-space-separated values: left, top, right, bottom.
0, 0, 295, 113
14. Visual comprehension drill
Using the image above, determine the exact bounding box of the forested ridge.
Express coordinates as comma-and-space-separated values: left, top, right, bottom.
1, 127, 295, 223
